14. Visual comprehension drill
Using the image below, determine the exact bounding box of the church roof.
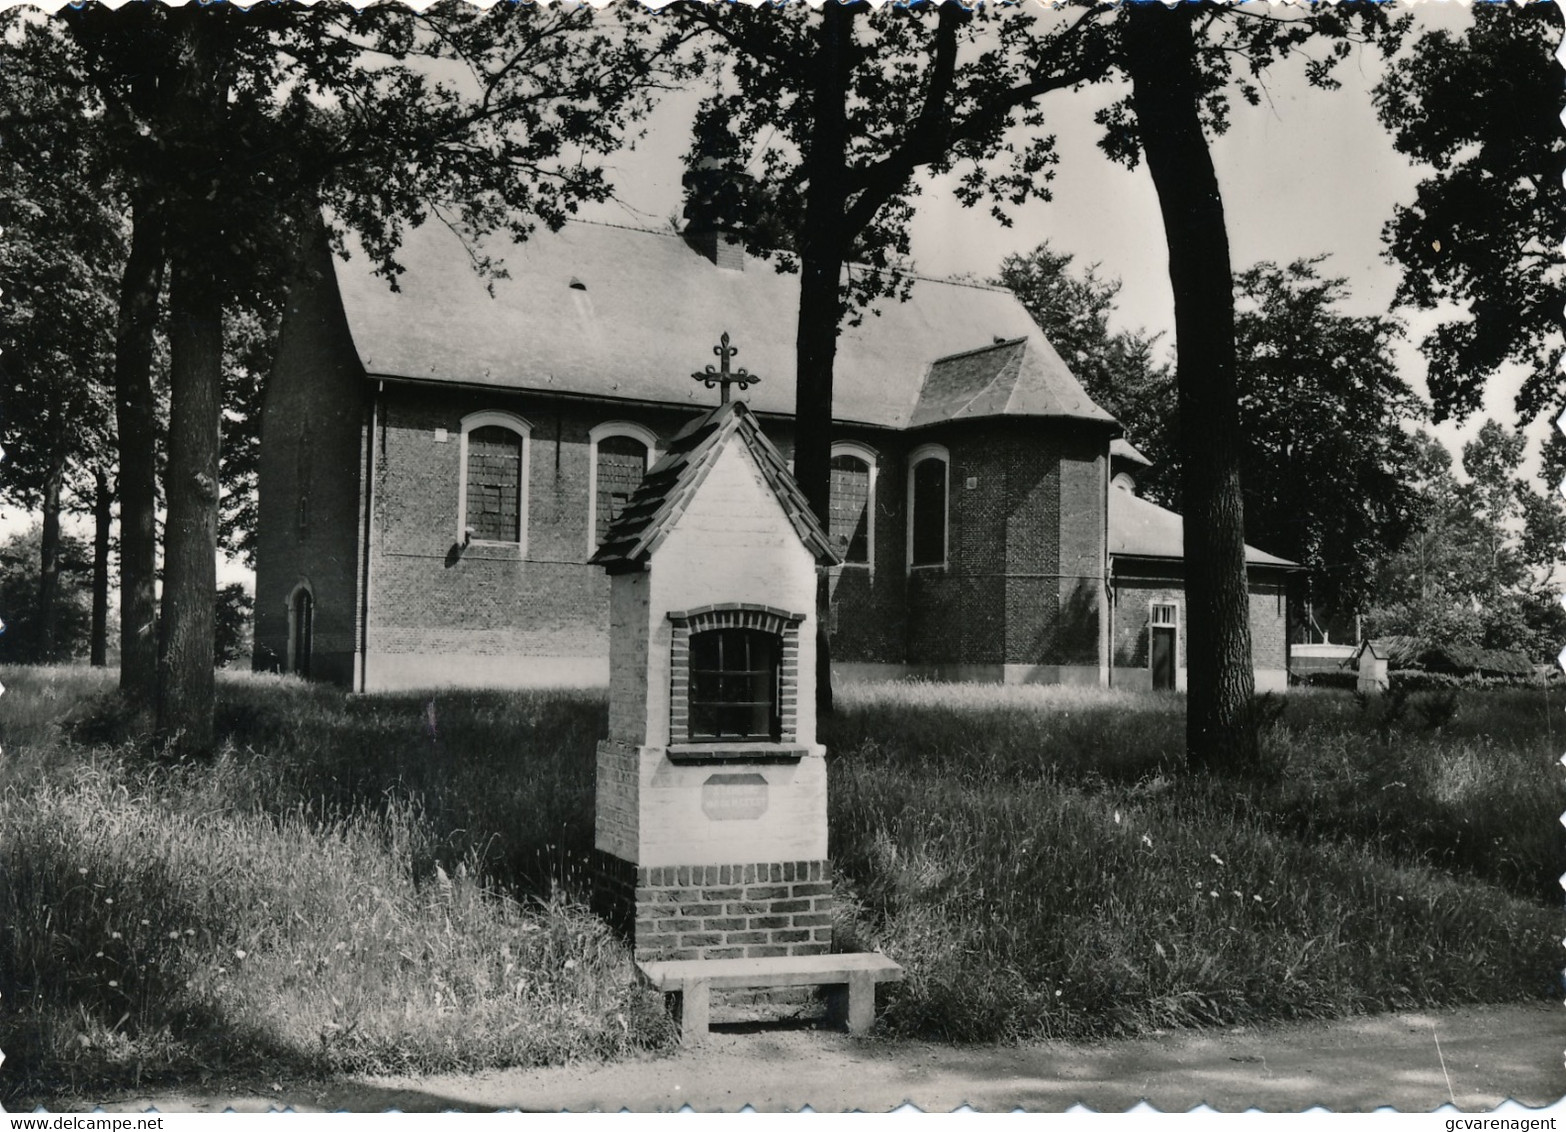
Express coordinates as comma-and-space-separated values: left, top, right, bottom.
1110, 438, 1153, 467
908, 338, 1107, 427
590, 400, 838, 574
333, 219, 1116, 432
1109, 488, 1298, 569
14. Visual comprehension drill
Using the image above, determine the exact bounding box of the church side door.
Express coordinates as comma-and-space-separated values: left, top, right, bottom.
1150, 601, 1177, 691
291, 590, 314, 679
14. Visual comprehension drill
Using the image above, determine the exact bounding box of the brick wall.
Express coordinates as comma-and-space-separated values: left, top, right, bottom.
261, 308, 1120, 691
768, 422, 909, 665
906, 426, 1028, 668
906, 422, 1108, 675
593, 851, 832, 961
1110, 572, 1188, 671
363, 389, 696, 688
1054, 442, 1108, 670
1110, 561, 1292, 689
595, 739, 639, 861
352, 388, 910, 689
1248, 569, 1291, 673
254, 234, 369, 686
607, 573, 652, 745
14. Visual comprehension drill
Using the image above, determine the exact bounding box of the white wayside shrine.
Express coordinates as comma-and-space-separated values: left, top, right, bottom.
588, 359, 901, 1041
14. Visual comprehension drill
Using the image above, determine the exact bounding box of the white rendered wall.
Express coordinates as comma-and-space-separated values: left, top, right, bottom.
644, 436, 820, 748
597, 433, 827, 868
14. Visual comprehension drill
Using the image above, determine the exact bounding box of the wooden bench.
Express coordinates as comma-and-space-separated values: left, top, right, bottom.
638, 953, 904, 1043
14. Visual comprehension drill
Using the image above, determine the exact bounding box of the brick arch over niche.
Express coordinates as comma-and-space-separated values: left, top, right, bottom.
666, 603, 806, 746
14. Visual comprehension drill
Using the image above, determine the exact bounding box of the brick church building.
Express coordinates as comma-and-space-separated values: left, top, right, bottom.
254, 217, 1296, 693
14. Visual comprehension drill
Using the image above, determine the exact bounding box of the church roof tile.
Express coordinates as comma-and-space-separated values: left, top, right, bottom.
333, 220, 1116, 431
1109, 488, 1297, 569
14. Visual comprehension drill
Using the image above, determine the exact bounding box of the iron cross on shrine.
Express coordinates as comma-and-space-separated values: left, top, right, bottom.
692, 332, 761, 405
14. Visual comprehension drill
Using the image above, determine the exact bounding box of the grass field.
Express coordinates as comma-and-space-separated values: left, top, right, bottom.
2, 667, 1561, 1100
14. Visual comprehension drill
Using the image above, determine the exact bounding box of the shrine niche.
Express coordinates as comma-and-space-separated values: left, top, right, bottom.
588, 339, 839, 962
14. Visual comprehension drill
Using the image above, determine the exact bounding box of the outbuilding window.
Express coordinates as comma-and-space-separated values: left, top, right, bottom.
458, 411, 531, 551
907, 444, 949, 569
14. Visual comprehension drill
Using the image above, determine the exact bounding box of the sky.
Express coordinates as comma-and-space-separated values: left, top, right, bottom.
9, 2, 1548, 596
581, 1, 1535, 475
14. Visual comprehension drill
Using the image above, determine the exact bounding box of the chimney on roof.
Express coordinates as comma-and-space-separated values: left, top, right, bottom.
682, 155, 749, 271
682, 111, 755, 271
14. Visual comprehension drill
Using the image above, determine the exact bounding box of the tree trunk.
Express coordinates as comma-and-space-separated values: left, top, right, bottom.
91, 464, 112, 667
1124, 2, 1257, 771
156, 9, 226, 757
38, 464, 63, 663
796, 1, 855, 719
157, 244, 223, 755
114, 185, 165, 715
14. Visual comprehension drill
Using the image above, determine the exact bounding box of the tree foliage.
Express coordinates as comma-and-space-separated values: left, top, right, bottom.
660, 0, 1126, 712
0, 94, 120, 511
998, 250, 1425, 627
1231, 259, 1425, 620
12, 2, 694, 754
0, 40, 125, 665
1102, 1, 1404, 770
1369, 423, 1566, 661
0, 525, 94, 665
214, 582, 254, 668
670, 2, 1118, 317
1374, 4, 1564, 425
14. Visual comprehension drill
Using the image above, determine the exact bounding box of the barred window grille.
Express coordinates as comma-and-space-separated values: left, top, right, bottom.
1151, 602, 1178, 627
688, 628, 780, 742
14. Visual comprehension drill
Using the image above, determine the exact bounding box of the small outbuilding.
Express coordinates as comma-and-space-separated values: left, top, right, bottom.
1353, 639, 1391, 694
1108, 482, 1299, 692
587, 398, 841, 963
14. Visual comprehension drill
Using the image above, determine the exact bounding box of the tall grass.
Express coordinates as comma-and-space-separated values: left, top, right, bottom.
3, 668, 1561, 1101
824, 682, 1565, 1042
1, 668, 670, 1103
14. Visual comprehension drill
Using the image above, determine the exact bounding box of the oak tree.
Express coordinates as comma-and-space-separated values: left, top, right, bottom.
1374, 4, 1564, 427
663, 0, 1120, 708
48, 2, 693, 753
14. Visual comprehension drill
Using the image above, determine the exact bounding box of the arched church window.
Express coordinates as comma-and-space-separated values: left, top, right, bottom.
589, 422, 658, 553
829, 442, 876, 567
459, 411, 530, 550
907, 445, 949, 569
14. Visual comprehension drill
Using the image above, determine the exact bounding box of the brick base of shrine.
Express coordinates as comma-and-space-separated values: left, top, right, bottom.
591, 851, 833, 962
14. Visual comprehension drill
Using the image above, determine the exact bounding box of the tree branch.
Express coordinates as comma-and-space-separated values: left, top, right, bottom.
840, 4, 1113, 236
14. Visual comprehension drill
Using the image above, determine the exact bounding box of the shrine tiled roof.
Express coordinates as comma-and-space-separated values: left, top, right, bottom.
1109, 488, 1297, 569
331, 219, 1116, 431
590, 400, 838, 574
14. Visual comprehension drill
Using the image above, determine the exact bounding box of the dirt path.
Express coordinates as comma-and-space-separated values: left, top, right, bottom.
50, 1003, 1566, 1114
